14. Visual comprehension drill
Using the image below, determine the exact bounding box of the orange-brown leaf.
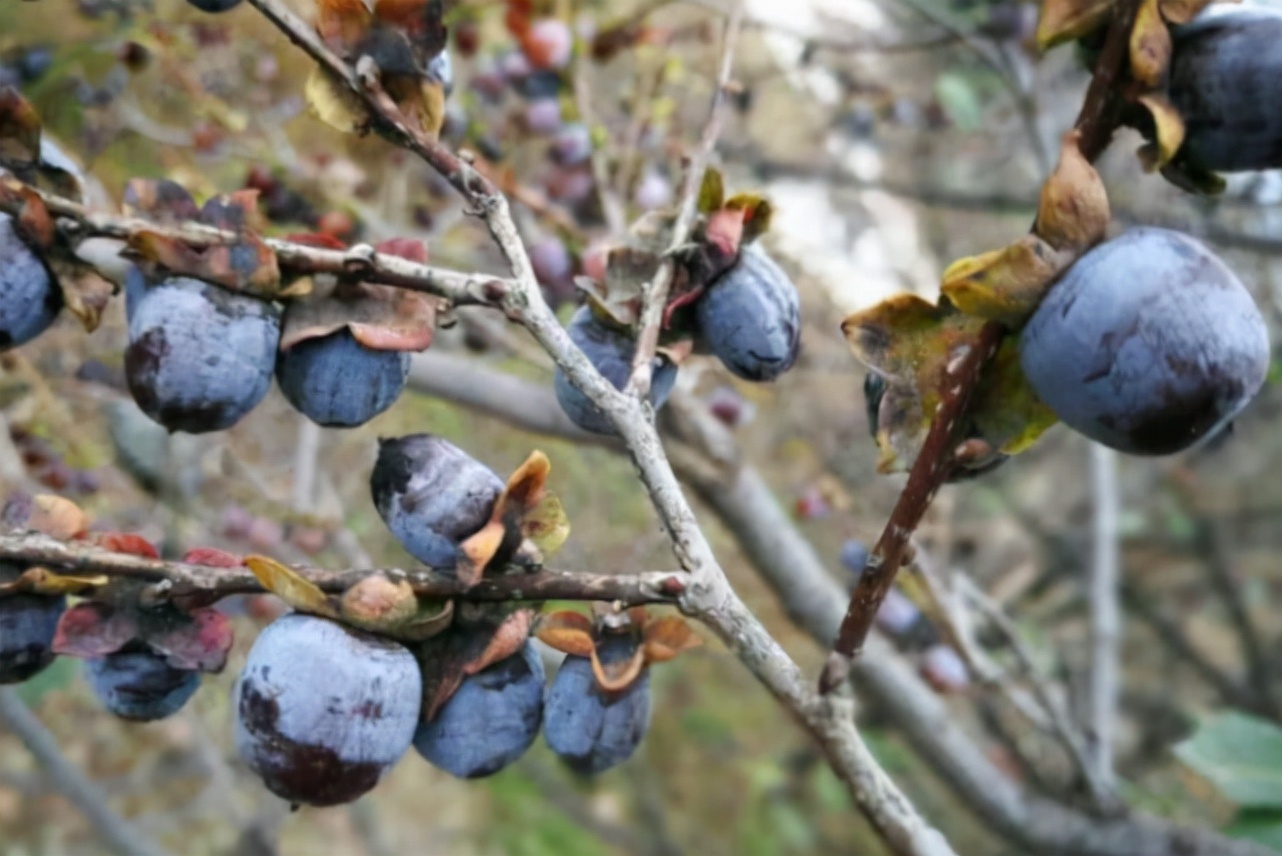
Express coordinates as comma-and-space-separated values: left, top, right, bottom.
1130, 0, 1172, 88
535, 610, 596, 657
642, 616, 702, 663
27, 494, 88, 540
1035, 130, 1110, 253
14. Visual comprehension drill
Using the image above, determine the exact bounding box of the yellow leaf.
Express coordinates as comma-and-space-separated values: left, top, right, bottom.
697, 168, 725, 214
0, 567, 106, 596
522, 491, 570, 556
941, 236, 1068, 327
244, 555, 337, 617
304, 66, 370, 135
971, 338, 1060, 454
1136, 92, 1186, 172
1130, 0, 1172, 89
1037, 0, 1118, 49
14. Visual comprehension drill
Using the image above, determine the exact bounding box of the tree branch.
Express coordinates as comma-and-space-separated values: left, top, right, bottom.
1087, 444, 1121, 794
822, 0, 1145, 687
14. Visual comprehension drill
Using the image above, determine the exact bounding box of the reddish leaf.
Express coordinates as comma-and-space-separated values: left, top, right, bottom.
316, 0, 373, 53
121, 178, 199, 222
26, 494, 89, 540
374, 236, 428, 263
182, 547, 244, 568
147, 607, 234, 673
0, 86, 41, 170
279, 280, 436, 353
93, 532, 159, 559
415, 608, 534, 721
283, 231, 348, 250
52, 602, 137, 659
15, 187, 53, 250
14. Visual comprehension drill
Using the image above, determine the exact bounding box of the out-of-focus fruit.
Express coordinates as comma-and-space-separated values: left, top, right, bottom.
522, 19, 573, 70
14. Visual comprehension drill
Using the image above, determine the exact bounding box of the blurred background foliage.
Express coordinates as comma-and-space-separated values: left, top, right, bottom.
3, 0, 1282, 853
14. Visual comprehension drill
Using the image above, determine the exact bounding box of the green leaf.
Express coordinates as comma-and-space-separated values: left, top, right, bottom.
17, 655, 75, 707
934, 72, 983, 132
1226, 809, 1282, 849
1175, 712, 1282, 809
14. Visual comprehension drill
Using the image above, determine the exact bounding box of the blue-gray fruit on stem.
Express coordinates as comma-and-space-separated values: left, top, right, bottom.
276, 328, 411, 427
233, 614, 422, 807
84, 648, 201, 721
370, 434, 506, 569
695, 243, 800, 382
554, 307, 678, 435
0, 213, 61, 352
543, 633, 652, 774
414, 640, 545, 778
0, 592, 66, 684
124, 271, 281, 434
1020, 227, 1269, 455
1170, 6, 1282, 172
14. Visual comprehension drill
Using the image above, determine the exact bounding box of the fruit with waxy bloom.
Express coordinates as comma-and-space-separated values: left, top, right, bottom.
695, 244, 801, 382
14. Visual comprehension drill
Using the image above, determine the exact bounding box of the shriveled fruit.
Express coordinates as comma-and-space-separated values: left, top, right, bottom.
233, 614, 421, 807
695, 244, 800, 382
1020, 227, 1269, 455
414, 641, 544, 778
1169, 6, 1282, 172
276, 329, 410, 427
370, 434, 506, 569
0, 213, 61, 352
0, 592, 66, 684
554, 307, 678, 435
124, 272, 281, 433
84, 648, 201, 721
543, 634, 652, 774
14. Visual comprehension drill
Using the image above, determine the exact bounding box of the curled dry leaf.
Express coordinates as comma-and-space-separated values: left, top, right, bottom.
1130, 0, 1172, 88
147, 608, 234, 673
121, 178, 200, 222
316, 0, 373, 53
26, 494, 89, 541
280, 281, 437, 352
49, 257, 115, 333
415, 607, 535, 721
941, 236, 1067, 327
52, 601, 136, 659
0, 86, 41, 170
0, 567, 107, 597
1036, 0, 1118, 49
1136, 92, 1187, 172
535, 610, 596, 657
244, 555, 337, 618
1035, 131, 1110, 253
590, 636, 647, 692
642, 616, 702, 662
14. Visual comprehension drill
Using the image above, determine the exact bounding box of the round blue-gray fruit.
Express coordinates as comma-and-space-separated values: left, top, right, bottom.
0, 593, 66, 684
124, 274, 281, 434
695, 244, 800, 382
84, 649, 201, 721
1170, 5, 1282, 171
553, 307, 678, 435
370, 434, 506, 569
414, 640, 544, 778
0, 213, 61, 352
543, 634, 652, 774
1020, 227, 1269, 455
233, 614, 422, 807
276, 328, 410, 427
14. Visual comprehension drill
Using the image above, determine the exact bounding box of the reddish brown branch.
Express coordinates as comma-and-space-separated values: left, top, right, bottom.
0, 534, 685, 605
821, 1, 1144, 692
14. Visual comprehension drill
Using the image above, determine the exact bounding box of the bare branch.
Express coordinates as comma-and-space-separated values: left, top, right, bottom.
0, 533, 686, 606
1087, 444, 1121, 793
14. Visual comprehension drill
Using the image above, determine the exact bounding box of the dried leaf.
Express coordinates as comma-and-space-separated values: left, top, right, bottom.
416, 607, 533, 720
147, 607, 233, 673
14, 187, 53, 250
697, 168, 725, 214
970, 338, 1059, 455
128, 230, 281, 295
456, 520, 508, 584
1159, 0, 1216, 25
0, 87, 41, 171
339, 573, 418, 629
1130, 0, 1172, 88
1036, 0, 1117, 49
244, 555, 337, 618
0, 567, 107, 596
590, 640, 646, 692
398, 78, 447, 139
49, 258, 116, 333
92, 532, 159, 559
305, 66, 371, 135
535, 610, 596, 657
26, 494, 89, 540
374, 0, 448, 56
1136, 92, 1186, 172
642, 616, 702, 662
521, 491, 570, 556
121, 178, 199, 222
316, 0, 373, 53
1035, 130, 1110, 253
724, 193, 773, 245
182, 547, 244, 567
941, 235, 1068, 327
281, 280, 436, 352
52, 602, 136, 659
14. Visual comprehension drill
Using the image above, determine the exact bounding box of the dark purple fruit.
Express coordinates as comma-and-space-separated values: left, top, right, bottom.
414, 641, 544, 778
185, 0, 243, 11
0, 592, 66, 684
1170, 6, 1282, 172
1020, 227, 1269, 455
124, 273, 281, 434
543, 634, 651, 774
276, 329, 410, 428
233, 614, 421, 807
554, 307, 678, 435
0, 213, 61, 351
695, 244, 801, 382
84, 649, 201, 721
370, 434, 505, 569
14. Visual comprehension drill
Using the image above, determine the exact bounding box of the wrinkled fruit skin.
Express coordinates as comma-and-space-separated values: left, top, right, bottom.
695, 244, 801, 382
0, 214, 61, 352
125, 273, 281, 434
84, 650, 201, 721
370, 434, 505, 568
554, 307, 678, 435
276, 329, 410, 428
414, 641, 544, 778
1020, 228, 1269, 455
0, 594, 66, 684
1170, 8, 1282, 172
543, 636, 652, 774
234, 614, 421, 807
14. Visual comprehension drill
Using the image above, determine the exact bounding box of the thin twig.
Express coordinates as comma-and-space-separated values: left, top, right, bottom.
1087, 444, 1120, 793
626, 2, 744, 397
0, 688, 174, 856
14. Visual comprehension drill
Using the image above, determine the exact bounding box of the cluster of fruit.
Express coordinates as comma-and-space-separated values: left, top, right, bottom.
555, 242, 802, 435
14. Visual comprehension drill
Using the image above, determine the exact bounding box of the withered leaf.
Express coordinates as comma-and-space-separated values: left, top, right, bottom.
1036, 0, 1118, 49
305, 66, 371, 135
0, 86, 41, 171
244, 555, 338, 618
1035, 130, 1109, 253
52, 602, 136, 659
941, 235, 1068, 327
1136, 92, 1187, 172
1130, 0, 1172, 89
